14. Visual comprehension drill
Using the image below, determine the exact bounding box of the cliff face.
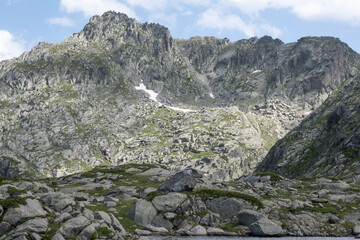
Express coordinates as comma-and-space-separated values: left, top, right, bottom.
0, 11, 358, 179
257, 62, 360, 178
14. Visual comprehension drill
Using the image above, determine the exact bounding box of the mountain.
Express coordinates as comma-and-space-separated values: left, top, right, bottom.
257, 59, 360, 179
0, 11, 358, 179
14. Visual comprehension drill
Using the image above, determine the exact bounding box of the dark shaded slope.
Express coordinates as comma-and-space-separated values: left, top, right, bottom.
257, 61, 360, 178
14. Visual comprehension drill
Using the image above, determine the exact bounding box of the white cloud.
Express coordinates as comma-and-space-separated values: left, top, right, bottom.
227, 0, 360, 24
47, 17, 74, 27
197, 8, 281, 37
60, 0, 137, 18
0, 30, 26, 61
125, 0, 168, 10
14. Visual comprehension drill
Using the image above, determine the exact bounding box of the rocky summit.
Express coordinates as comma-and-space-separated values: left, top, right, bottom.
0, 10, 360, 239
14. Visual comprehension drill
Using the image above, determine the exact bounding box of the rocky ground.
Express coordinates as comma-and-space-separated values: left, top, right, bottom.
0, 164, 360, 239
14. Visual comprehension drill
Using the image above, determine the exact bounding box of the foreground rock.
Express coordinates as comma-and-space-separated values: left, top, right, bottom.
0, 164, 359, 238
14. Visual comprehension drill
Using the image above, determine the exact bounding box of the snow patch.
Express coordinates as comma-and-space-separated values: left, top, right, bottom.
135, 83, 161, 106
135, 81, 195, 113
252, 70, 261, 74
210, 93, 215, 99
167, 106, 195, 113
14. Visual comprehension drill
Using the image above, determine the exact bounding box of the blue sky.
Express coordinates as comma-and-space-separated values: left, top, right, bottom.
1, 0, 360, 61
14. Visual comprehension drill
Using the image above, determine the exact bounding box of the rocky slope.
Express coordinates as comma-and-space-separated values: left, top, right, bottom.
0, 11, 358, 179
257, 61, 360, 178
0, 164, 360, 239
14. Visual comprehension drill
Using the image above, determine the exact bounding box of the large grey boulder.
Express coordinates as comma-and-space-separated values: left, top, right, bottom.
14, 218, 48, 233
152, 192, 188, 212
238, 209, 265, 226
3, 199, 47, 225
157, 169, 202, 193
249, 218, 283, 236
151, 214, 173, 230
128, 199, 157, 227
58, 215, 91, 238
40, 192, 75, 212
191, 225, 207, 235
206, 197, 250, 219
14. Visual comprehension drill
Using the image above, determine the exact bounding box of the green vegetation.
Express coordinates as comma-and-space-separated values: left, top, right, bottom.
290, 205, 340, 215
7, 186, 26, 197
220, 222, 240, 233
43, 219, 61, 240
195, 210, 210, 218
195, 189, 264, 209
0, 197, 27, 209
97, 227, 113, 236
143, 191, 164, 201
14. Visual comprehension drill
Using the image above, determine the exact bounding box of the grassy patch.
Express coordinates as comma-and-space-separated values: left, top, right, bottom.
7, 186, 26, 197
195, 189, 263, 209
195, 210, 210, 218
290, 205, 340, 215
97, 227, 113, 236
220, 223, 240, 233
342, 221, 355, 230
0, 197, 27, 209
143, 191, 164, 201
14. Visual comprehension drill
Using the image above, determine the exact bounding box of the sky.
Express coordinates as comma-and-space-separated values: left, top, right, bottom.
1, 0, 360, 61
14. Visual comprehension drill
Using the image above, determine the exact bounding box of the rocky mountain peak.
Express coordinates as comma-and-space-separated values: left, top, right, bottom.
0, 11, 359, 180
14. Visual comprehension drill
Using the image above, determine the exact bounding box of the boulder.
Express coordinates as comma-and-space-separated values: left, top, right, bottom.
73, 192, 88, 201
3, 199, 47, 225
176, 229, 195, 236
94, 211, 112, 225
151, 214, 173, 230
207, 227, 224, 236
40, 192, 74, 212
59, 215, 91, 238
54, 213, 72, 224
152, 192, 188, 212
191, 225, 207, 235
157, 169, 202, 193
249, 218, 282, 236
144, 225, 168, 233
207, 197, 250, 219
128, 199, 157, 227
238, 209, 265, 226
109, 213, 126, 235
14, 218, 48, 233
51, 233, 65, 240
354, 225, 360, 235
0, 222, 12, 234
77, 222, 100, 240
135, 229, 152, 235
